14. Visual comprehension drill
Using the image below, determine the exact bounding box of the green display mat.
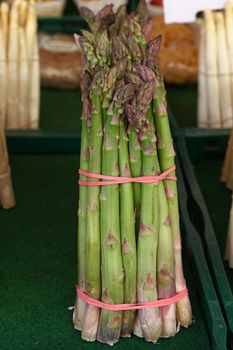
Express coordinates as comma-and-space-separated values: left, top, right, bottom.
166, 84, 197, 128
0, 154, 210, 349
193, 155, 233, 291
40, 88, 82, 130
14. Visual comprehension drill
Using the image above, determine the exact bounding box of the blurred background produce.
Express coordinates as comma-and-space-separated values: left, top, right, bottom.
197, 1, 233, 129
0, 0, 40, 129
148, 15, 198, 84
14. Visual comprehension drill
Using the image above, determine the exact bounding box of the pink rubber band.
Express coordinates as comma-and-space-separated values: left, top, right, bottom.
78, 165, 176, 186
77, 287, 188, 311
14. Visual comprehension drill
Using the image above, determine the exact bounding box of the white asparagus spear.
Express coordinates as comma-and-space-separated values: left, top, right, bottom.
29, 32, 40, 129
197, 18, 208, 128
215, 12, 233, 128
205, 9, 221, 128
26, 0, 40, 129
225, 0, 233, 119
0, 11, 7, 128
7, 0, 20, 129
224, 194, 233, 268
18, 1, 29, 128
0, 2, 9, 56
0, 15, 15, 209
0, 126, 16, 209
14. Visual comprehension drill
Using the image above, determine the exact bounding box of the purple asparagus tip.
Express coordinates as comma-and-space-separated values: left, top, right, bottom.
125, 104, 149, 131
135, 64, 155, 82
96, 4, 114, 22
74, 33, 82, 47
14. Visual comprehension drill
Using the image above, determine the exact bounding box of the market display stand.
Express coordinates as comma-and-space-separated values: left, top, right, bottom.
2, 4, 230, 348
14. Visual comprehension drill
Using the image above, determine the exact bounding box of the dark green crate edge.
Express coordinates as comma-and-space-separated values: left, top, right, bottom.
170, 114, 233, 341
176, 158, 227, 350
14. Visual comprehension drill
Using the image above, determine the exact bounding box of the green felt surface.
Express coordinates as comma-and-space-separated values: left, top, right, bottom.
40, 88, 82, 130
0, 155, 210, 350
194, 156, 233, 290
166, 84, 197, 128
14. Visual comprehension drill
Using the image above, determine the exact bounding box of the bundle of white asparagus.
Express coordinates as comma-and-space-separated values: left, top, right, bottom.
0, 0, 40, 129
198, 1, 233, 129
221, 128, 233, 267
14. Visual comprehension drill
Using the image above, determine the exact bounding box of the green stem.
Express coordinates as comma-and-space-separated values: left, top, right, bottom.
128, 125, 141, 235
73, 114, 89, 330
118, 119, 137, 337
81, 92, 102, 341
153, 81, 192, 327
156, 158, 176, 337
97, 109, 124, 345
137, 108, 162, 342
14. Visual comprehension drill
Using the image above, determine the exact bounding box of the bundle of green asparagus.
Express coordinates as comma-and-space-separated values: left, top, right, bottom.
0, 0, 40, 129
73, 1, 192, 345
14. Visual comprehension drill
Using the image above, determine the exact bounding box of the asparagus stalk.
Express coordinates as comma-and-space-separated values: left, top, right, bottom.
152, 78, 192, 327
221, 128, 233, 183
215, 12, 233, 128
18, 1, 29, 129
125, 73, 143, 234
97, 71, 124, 346
73, 73, 91, 331
197, 19, 208, 128
125, 98, 162, 342
147, 100, 176, 337
114, 85, 137, 338
0, 18, 15, 209
7, 0, 20, 129
0, 127, 16, 209
29, 37, 40, 129
0, 12, 7, 128
81, 70, 104, 342
26, 0, 40, 129
0, 2, 9, 56
128, 128, 142, 234
204, 10, 221, 128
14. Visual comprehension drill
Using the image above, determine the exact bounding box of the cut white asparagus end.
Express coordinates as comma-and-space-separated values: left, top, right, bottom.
138, 308, 162, 342
215, 12, 233, 128
73, 295, 86, 331
160, 304, 177, 338
204, 10, 221, 128
197, 19, 208, 128
81, 304, 99, 342
133, 315, 143, 338
0, 168, 16, 209
0, 125, 15, 209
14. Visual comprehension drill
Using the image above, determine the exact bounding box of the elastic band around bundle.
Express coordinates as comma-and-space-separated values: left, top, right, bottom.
77, 287, 188, 311
78, 165, 176, 186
